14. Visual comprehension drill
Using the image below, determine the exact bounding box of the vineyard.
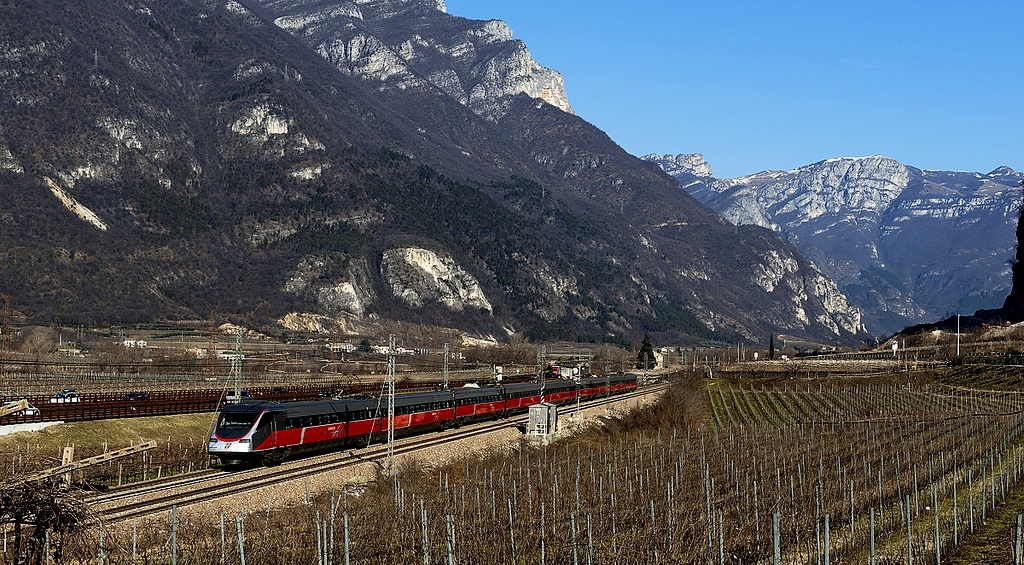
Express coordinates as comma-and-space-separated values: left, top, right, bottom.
6, 374, 1024, 564
703, 380, 1024, 562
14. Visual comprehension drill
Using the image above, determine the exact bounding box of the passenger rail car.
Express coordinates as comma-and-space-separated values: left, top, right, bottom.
209, 374, 637, 466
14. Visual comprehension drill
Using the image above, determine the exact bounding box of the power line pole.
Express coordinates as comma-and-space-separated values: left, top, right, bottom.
442, 342, 450, 390
231, 327, 243, 401
205, 311, 217, 381
0, 294, 9, 380
387, 334, 396, 475
539, 345, 547, 402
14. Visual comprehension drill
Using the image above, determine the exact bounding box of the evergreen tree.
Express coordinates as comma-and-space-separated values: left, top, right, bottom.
635, 334, 656, 370
769, 335, 775, 359
1003, 180, 1024, 321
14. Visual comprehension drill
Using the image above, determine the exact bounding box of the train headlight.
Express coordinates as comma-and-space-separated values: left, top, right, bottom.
238, 439, 251, 444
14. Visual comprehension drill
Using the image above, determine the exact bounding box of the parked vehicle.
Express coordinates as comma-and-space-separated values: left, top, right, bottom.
122, 392, 150, 401
225, 389, 252, 404
15, 403, 39, 416
49, 390, 80, 403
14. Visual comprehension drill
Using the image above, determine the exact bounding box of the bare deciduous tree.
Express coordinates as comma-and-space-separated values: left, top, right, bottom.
0, 479, 89, 565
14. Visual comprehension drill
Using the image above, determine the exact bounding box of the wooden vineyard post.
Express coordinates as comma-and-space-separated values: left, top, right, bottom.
953, 478, 958, 545
220, 514, 225, 565
236, 515, 246, 565
344, 513, 351, 565
906, 495, 913, 565
932, 485, 939, 565
1011, 513, 1019, 565
824, 513, 830, 565
420, 501, 428, 565
870, 508, 876, 565
849, 480, 855, 549
541, 502, 547, 565
98, 524, 105, 565
718, 510, 725, 565
506, 498, 516, 562
445, 514, 455, 565
570, 514, 578, 565
772, 512, 780, 565
61, 447, 74, 485
171, 505, 177, 565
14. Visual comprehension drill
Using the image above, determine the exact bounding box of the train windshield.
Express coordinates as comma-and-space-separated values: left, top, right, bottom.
216, 412, 259, 439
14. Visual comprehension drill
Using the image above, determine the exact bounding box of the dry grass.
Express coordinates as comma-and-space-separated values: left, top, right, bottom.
0, 413, 215, 478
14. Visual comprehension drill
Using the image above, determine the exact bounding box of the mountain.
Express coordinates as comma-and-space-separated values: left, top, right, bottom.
645, 154, 1023, 336
0, 0, 866, 346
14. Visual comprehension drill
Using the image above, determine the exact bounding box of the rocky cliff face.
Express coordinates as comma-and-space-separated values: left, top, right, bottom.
248, 0, 573, 121
643, 153, 714, 179
380, 247, 491, 313
645, 154, 1023, 335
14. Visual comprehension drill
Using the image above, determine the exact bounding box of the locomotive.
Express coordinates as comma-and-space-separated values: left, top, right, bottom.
208, 374, 637, 466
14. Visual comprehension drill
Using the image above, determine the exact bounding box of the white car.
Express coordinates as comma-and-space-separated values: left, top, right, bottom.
225, 389, 252, 403
16, 403, 40, 416
49, 391, 80, 403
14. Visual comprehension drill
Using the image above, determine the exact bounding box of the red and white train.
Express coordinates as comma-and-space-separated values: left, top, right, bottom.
208, 374, 637, 466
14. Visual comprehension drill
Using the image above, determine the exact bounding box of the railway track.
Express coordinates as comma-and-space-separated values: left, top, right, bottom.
93, 384, 666, 523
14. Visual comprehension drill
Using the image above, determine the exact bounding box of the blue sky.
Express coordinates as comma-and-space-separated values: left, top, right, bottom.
445, 1, 1024, 179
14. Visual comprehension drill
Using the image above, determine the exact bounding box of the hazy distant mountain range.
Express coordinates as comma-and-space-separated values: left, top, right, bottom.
644, 154, 1023, 336
0, 0, 867, 345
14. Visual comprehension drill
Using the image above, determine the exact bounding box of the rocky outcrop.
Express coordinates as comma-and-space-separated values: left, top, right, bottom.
285, 256, 378, 317
643, 153, 713, 179
380, 248, 491, 313
248, 0, 573, 121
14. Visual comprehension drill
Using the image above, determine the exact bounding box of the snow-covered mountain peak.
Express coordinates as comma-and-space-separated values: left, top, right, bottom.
644, 151, 1024, 336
